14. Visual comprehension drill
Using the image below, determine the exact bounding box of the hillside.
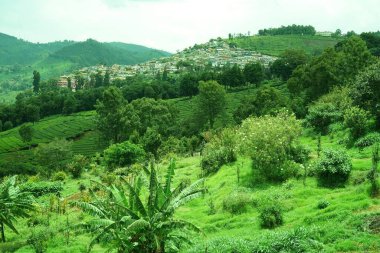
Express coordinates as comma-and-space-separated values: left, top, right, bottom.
227, 35, 342, 56
44, 39, 170, 66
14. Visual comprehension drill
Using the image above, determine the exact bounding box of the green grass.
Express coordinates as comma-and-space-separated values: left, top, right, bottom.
1, 129, 379, 252
0, 111, 96, 154
0, 111, 106, 169
228, 35, 342, 56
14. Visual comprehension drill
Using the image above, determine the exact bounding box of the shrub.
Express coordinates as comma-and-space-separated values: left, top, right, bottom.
223, 190, 252, 214
314, 149, 352, 187
67, 154, 89, 178
103, 141, 145, 171
20, 182, 63, 197
344, 106, 369, 140
201, 147, 233, 175
317, 200, 330, 209
238, 111, 302, 182
52, 171, 67, 181
355, 132, 380, 151
27, 228, 51, 253
186, 227, 323, 253
306, 102, 342, 134
259, 202, 283, 229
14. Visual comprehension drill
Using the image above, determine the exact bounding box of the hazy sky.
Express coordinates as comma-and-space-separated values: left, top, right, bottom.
0, 0, 379, 52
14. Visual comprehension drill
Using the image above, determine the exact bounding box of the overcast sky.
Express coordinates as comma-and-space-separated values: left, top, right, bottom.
0, 0, 379, 52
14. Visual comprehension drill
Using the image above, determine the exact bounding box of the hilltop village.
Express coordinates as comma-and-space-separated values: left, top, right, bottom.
57, 39, 276, 88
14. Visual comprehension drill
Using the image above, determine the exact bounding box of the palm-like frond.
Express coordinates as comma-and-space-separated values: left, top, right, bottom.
0, 175, 35, 240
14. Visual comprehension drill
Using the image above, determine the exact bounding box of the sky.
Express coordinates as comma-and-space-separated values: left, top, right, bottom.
0, 0, 379, 53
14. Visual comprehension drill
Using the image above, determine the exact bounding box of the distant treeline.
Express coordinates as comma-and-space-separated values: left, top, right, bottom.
0, 62, 267, 131
258, 25, 316, 36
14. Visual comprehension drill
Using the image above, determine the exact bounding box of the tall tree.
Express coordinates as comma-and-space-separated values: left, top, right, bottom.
95, 86, 126, 143
32, 70, 40, 93
18, 124, 34, 147
104, 71, 111, 86
243, 62, 265, 85
179, 73, 198, 98
197, 80, 227, 128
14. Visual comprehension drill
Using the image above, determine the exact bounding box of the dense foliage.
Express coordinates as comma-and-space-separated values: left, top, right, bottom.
258, 25, 316, 36
314, 149, 352, 187
238, 111, 302, 182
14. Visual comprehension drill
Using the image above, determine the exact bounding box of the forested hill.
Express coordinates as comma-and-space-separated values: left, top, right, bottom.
0, 33, 171, 92
0, 33, 170, 66
42, 39, 171, 66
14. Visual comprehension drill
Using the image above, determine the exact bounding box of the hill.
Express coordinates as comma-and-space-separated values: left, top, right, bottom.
44, 39, 170, 66
0, 33, 171, 98
227, 35, 342, 56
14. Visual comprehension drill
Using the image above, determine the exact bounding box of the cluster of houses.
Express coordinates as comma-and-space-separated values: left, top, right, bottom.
57, 40, 276, 88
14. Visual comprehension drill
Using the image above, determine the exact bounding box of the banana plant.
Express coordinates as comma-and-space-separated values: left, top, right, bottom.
75, 159, 205, 253
0, 176, 35, 243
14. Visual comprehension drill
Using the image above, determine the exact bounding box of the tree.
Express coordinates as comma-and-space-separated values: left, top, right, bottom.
142, 128, 162, 159
62, 95, 77, 115
350, 62, 380, 128
196, 80, 227, 128
67, 77, 72, 90
179, 73, 198, 98
234, 86, 288, 123
0, 176, 35, 242
343, 106, 369, 140
3, 121, 13, 131
219, 64, 244, 88
96, 86, 126, 143
19, 124, 34, 147
270, 49, 308, 80
243, 62, 264, 85
33, 70, 40, 93
103, 141, 145, 171
104, 71, 111, 86
75, 161, 205, 252
95, 71, 103, 87
25, 105, 40, 123
35, 139, 73, 177
305, 102, 342, 134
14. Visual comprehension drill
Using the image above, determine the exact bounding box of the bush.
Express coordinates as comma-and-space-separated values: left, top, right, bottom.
52, 171, 67, 181
355, 132, 380, 150
201, 128, 237, 175
20, 182, 63, 197
317, 200, 330, 209
314, 149, 352, 187
103, 141, 145, 171
67, 154, 89, 178
222, 190, 252, 214
238, 111, 302, 182
27, 228, 51, 253
259, 202, 284, 229
344, 106, 369, 140
201, 147, 234, 175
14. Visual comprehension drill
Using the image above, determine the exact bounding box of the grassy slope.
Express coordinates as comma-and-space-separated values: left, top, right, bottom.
174, 135, 379, 252
4, 131, 379, 252
1, 87, 379, 252
228, 35, 342, 56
